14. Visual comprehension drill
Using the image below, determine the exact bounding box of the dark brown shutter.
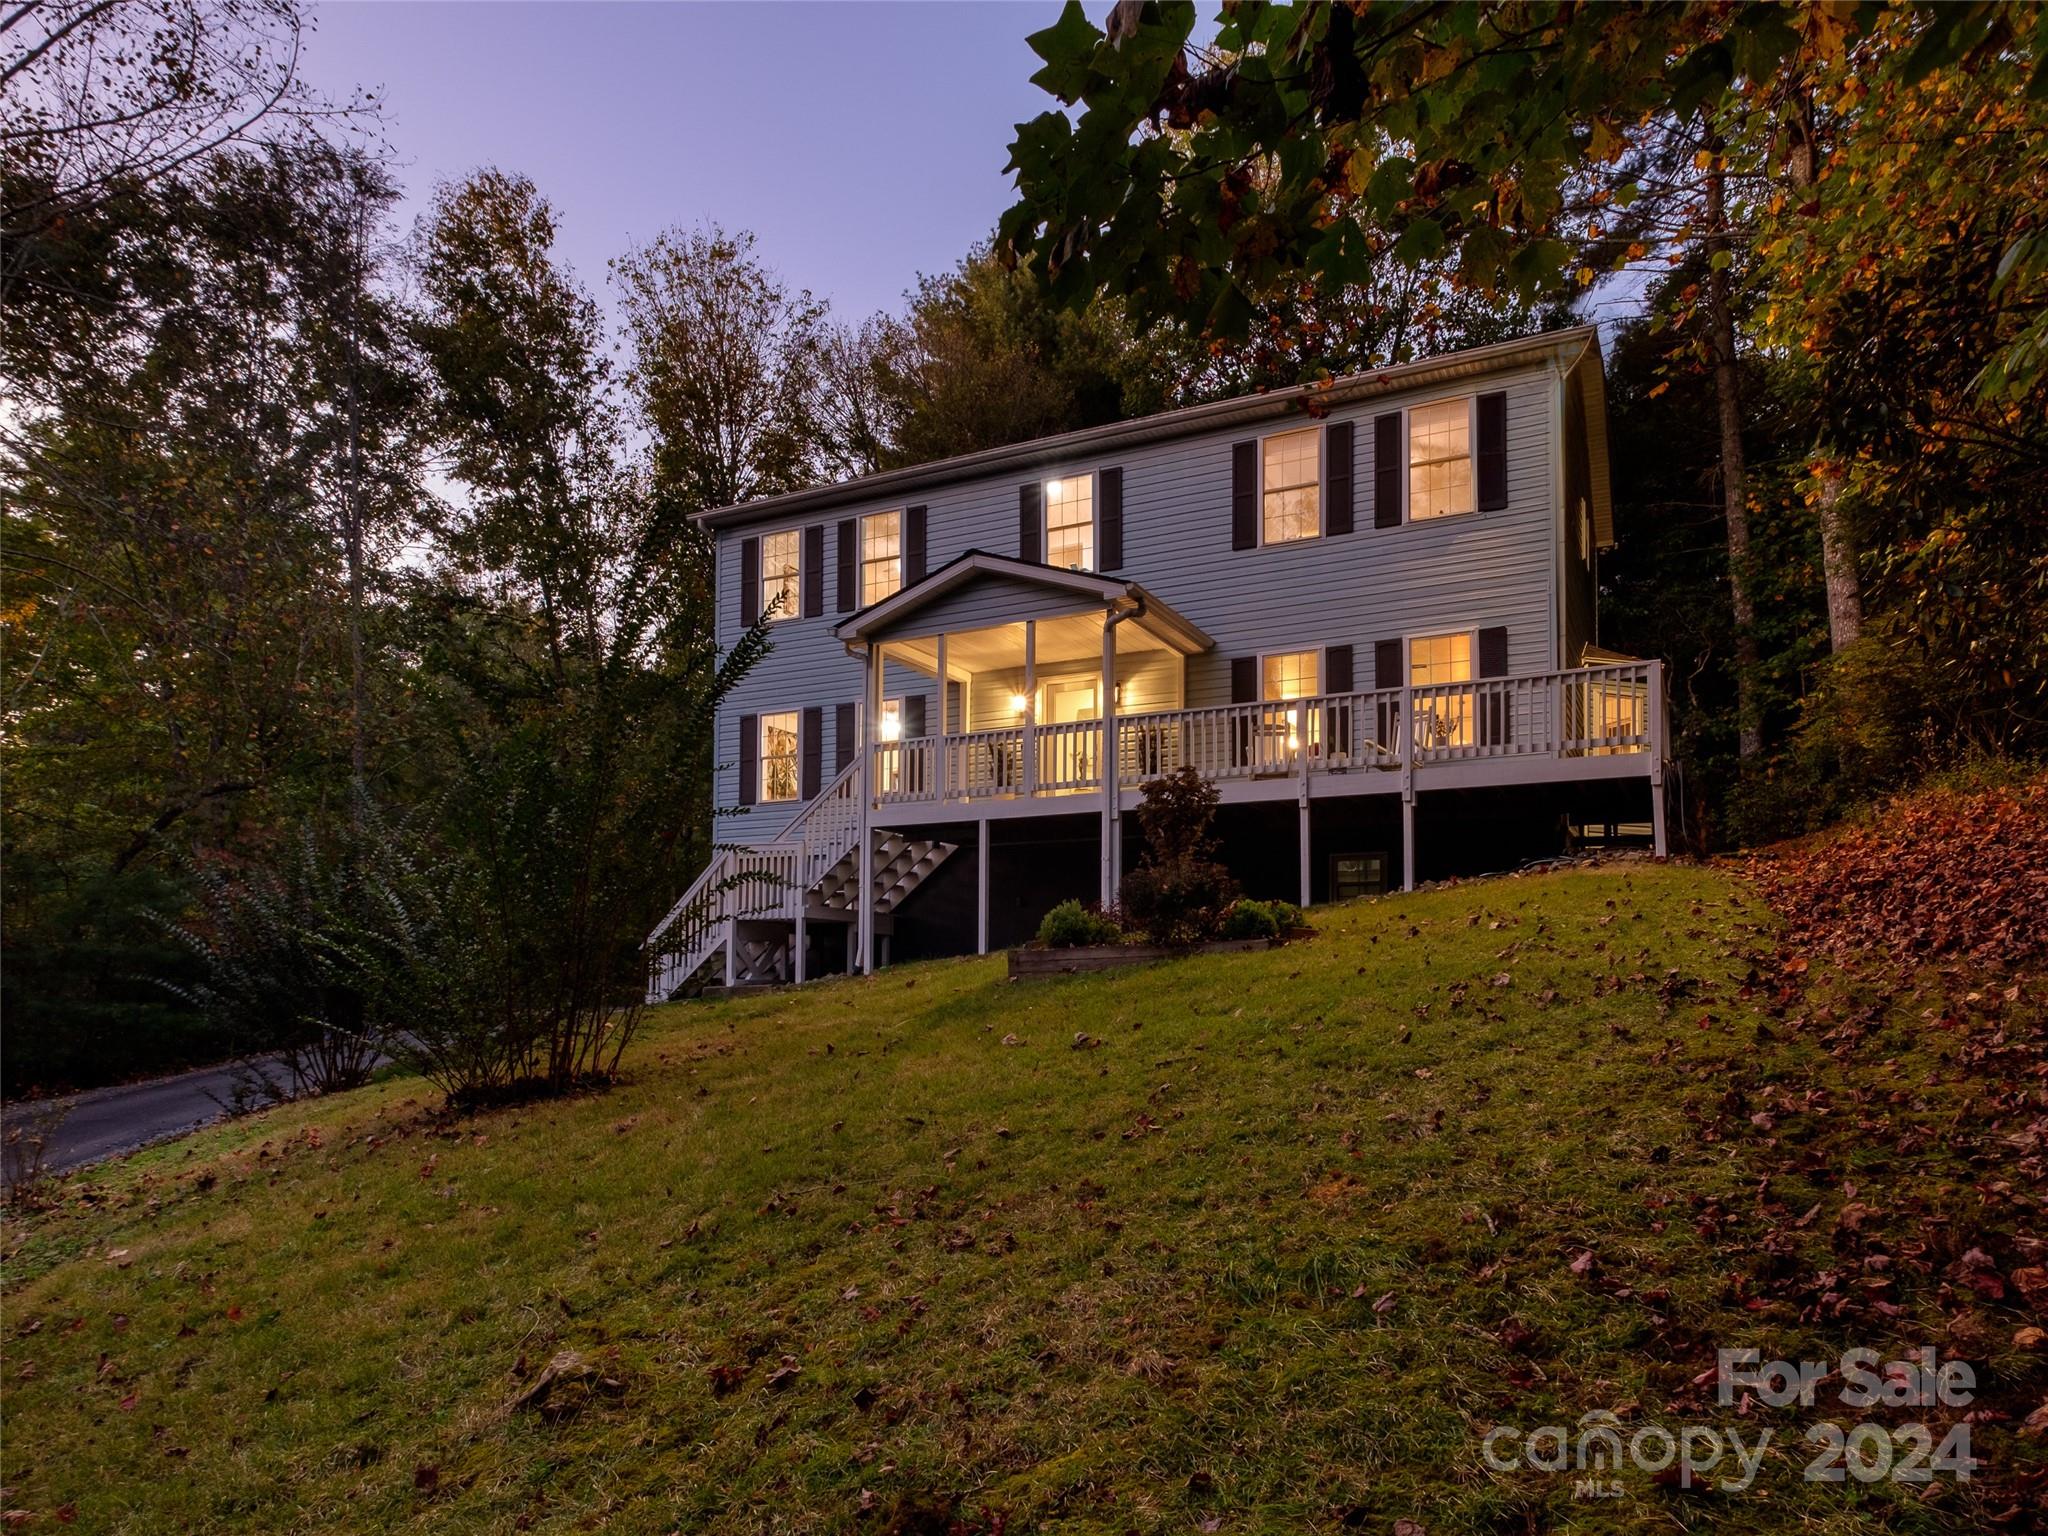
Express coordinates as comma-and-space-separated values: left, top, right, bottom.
1374, 638, 1404, 690
1229, 656, 1258, 768
836, 520, 857, 612
1324, 643, 1354, 756
1478, 625, 1509, 677
1098, 467, 1124, 571
1325, 644, 1354, 694
738, 714, 759, 803
905, 504, 928, 585
1231, 441, 1257, 550
802, 525, 824, 618
1476, 391, 1508, 510
1018, 483, 1042, 563
903, 694, 927, 740
1477, 624, 1511, 745
1373, 413, 1403, 528
739, 537, 761, 626
835, 701, 856, 771
800, 706, 823, 799
1325, 421, 1354, 536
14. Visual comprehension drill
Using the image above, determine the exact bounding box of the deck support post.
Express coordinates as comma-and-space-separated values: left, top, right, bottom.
1100, 615, 1119, 906
793, 905, 807, 984
935, 632, 949, 802
1296, 698, 1312, 907
724, 926, 737, 988
858, 660, 876, 975
1648, 659, 1669, 858
1400, 684, 1417, 891
1021, 620, 1037, 797
977, 817, 991, 955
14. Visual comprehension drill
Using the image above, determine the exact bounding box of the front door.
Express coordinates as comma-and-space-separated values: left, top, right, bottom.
1041, 678, 1099, 724
1039, 677, 1099, 787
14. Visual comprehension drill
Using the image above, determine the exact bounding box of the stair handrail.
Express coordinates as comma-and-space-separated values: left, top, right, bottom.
776, 758, 860, 851
646, 757, 863, 957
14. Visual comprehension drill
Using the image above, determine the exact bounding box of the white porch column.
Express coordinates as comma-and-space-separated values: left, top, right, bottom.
935, 632, 949, 802
1648, 659, 1669, 857
857, 653, 877, 974
977, 817, 990, 955
1021, 619, 1038, 797
1100, 614, 1118, 906
1296, 697, 1312, 907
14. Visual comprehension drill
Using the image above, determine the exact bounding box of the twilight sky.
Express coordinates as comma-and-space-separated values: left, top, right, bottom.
305, 1, 1069, 323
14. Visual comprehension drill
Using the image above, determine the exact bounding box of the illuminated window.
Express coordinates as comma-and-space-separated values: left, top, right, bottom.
861, 511, 902, 605
1261, 650, 1320, 702
1262, 649, 1321, 751
761, 530, 800, 620
1408, 399, 1474, 520
1409, 632, 1473, 747
1045, 475, 1093, 569
1261, 428, 1321, 544
758, 712, 800, 802
874, 698, 904, 792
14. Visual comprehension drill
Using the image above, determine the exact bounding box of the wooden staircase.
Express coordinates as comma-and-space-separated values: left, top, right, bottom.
643, 763, 955, 1001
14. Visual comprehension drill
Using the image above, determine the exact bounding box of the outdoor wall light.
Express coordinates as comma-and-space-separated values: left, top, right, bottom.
879, 716, 903, 742
1045, 478, 1063, 496
1010, 692, 1029, 715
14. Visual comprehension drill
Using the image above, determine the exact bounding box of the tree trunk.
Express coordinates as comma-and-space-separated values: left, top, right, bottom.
1703, 145, 1763, 761
1813, 456, 1863, 651
1778, 87, 1863, 657
341, 190, 369, 795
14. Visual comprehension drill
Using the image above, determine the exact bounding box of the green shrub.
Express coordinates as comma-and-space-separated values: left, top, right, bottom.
1037, 899, 1122, 948
1271, 900, 1306, 932
1219, 899, 1280, 940
1117, 767, 1240, 947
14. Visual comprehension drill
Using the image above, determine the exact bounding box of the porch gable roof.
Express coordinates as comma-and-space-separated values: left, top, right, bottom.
832, 550, 1212, 655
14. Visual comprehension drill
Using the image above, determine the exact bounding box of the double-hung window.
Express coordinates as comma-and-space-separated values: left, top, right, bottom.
1408, 400, 1474, 521
759, 711, 800, 802
1409, 631, 1474, 748
761, 529, 801, 620
1044, 475, 1094, 570
1262, 428, 1320, 544
1261, 649, 1321, 751
861, 511, 902, 605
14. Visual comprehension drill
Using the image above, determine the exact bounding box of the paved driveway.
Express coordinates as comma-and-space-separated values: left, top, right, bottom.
2, 1056, 293, 1180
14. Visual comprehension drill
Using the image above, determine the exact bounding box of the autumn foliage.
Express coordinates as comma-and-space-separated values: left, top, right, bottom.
1746, 771, 2048, 976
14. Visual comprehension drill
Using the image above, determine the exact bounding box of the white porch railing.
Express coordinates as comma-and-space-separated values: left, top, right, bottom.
870, 662, 1658, 805
1037, 718, 1101, 792
948, 727, 1025, 799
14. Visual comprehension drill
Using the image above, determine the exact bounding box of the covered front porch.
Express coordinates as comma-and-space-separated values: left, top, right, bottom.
831, 551, 1668, 968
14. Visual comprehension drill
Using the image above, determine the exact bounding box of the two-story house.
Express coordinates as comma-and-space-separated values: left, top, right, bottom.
646, 326, 1666, 997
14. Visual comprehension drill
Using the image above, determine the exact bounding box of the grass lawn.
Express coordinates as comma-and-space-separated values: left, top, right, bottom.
2, 861, 2039, 1533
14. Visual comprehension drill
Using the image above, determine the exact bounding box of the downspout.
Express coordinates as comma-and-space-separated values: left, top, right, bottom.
1101, 594, 1145, 906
